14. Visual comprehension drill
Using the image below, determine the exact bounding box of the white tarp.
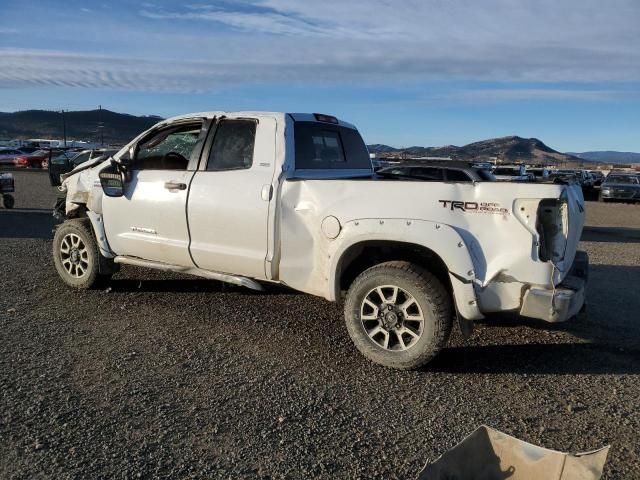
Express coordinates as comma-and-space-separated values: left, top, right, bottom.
417, 425, 609, 480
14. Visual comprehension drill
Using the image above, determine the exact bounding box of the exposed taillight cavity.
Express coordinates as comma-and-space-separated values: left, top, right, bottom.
536, 198, 568, 262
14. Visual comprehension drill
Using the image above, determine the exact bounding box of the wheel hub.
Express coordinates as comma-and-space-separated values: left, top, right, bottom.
382, 309, 400, 329
59, 232, 90, 279
359, 285, 425, 351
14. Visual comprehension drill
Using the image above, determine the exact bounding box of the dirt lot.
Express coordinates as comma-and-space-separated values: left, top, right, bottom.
1, 171, 639, 479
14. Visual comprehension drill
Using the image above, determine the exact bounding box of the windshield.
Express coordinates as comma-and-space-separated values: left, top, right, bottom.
605, 175, 639, 185
50, 151, 75, 165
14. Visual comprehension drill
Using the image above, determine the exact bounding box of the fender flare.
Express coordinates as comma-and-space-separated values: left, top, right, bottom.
86, 210, 115, 258
327, 218, 484, 321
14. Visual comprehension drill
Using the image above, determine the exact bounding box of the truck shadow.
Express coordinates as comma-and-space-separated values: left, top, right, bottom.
0, 210, 55, 239
428, 342, 640, 375
433, 263, 640, 375
581, 226, 640, 243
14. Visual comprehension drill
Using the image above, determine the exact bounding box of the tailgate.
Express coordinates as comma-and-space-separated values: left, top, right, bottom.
540, 184, 585, 280
560, 184, 585, 274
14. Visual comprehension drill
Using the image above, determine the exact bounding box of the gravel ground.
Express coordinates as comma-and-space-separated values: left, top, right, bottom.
1, 171, 639, 479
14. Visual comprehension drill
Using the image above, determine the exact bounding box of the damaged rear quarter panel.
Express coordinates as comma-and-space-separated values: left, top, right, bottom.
276, 178, 573, 316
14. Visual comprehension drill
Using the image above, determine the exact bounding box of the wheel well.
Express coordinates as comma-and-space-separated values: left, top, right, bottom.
337, 241, 452, 297
65, 203, 88, 219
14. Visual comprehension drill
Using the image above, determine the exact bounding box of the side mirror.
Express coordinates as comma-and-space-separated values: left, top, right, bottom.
115, 146, 135, 182
99, 162, 125, 197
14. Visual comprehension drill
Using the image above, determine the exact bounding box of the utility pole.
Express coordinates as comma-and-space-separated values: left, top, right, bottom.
98, 104, 104, 146
61, 110, 67, 147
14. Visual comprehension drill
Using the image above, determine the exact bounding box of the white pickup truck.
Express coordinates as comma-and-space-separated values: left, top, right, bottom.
54, 112, 588, 369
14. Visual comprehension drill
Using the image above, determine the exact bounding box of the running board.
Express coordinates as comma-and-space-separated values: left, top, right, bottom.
113, 256, 264, 291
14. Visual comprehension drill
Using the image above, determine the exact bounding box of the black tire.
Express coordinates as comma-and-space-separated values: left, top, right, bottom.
2, 194, 15, 209
53, 219, 110, 289
344, 261, 453, 370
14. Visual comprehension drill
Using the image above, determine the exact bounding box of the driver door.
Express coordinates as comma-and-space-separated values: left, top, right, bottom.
102, 121, 206, 267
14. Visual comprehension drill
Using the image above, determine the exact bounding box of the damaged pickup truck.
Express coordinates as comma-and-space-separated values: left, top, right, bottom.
54, 112, 588, 369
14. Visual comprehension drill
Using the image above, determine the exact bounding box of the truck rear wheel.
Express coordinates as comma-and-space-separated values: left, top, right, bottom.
53, 219, 110, 289
344, 261, 452, 370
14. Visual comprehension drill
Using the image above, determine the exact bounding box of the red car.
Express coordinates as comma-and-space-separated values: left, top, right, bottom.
13, 149, 49, 169
0, 148, 26, 166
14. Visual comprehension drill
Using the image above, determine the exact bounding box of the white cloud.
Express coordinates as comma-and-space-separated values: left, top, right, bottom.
139, 5, 336, 37
1, 0, 639, 94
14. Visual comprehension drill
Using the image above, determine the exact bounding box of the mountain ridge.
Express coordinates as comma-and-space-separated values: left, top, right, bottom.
368, 136, 584, 165
2, 109, 636, 165
566, 151, 640, 164
0, 109, 162, 144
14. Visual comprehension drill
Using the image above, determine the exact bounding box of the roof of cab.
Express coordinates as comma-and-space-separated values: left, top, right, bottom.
159, 111, 357, 130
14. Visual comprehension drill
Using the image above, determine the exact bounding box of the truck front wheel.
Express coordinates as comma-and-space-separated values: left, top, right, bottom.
344, 261, 452, 369
53, 219, 110, 289
1, 194, 15, 209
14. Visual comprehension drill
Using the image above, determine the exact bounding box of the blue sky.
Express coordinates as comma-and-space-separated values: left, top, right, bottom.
1, 0, 639, 151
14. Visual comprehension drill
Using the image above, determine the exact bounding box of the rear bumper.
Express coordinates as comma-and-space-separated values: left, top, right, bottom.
519, 251, 588, 323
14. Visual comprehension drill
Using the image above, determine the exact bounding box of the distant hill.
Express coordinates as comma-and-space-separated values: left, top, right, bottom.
0, 109, 163, 145
566, 151, 640, 164
367, 143, 399, 153
368, 136, 585, 165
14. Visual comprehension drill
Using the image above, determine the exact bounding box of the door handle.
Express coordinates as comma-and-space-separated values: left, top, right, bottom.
164, 181, 187, 190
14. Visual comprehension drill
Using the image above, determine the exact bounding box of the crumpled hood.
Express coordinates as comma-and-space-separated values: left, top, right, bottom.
60, 159, 110, 215
60, 156, 108, 182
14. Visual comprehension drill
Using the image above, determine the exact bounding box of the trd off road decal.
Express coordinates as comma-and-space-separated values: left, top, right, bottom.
438, 200, 509, 215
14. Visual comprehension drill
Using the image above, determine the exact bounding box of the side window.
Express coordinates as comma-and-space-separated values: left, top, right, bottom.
135, 123, 202, 170
206, 120, 256, 171
445, 169, 472, 182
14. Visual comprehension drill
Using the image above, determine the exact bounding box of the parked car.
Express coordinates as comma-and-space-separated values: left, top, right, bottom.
15, 146, 40, 154
599, 174, 640, 202
13, 149, 49, 169
0, 148, 26, 166
0, 172, 15, 208
54, 111, 587, 370
587, 171, 606, 186
49, 148, 118, 186
377, 162, 496, 182
492, 165, 530, 182
527, 167, 551, 181
553, 169, 594, 188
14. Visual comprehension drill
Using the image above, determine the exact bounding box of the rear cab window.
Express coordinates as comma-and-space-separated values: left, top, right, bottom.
294, 121, 371, 172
